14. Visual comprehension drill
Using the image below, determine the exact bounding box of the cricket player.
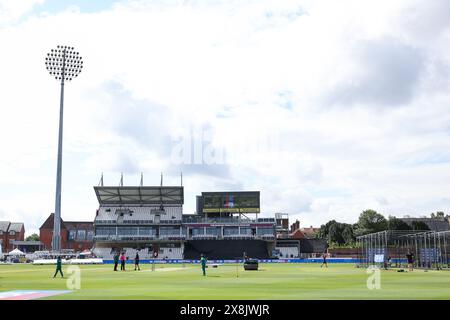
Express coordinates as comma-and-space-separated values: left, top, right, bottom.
200, 254, 207, 276
53, 256, 64, 278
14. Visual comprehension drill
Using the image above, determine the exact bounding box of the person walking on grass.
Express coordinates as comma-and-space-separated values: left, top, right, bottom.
120, 252, 126, 271
134, 252, 140, 271
384, 256, 392, 270
53, 256, 64, 278
406, 252, 414, 271
320, 252, 328, 268
113, 252, 119, 271
200, 254, 207, 276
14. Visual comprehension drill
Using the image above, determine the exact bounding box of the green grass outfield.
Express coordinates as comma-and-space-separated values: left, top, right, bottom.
1, 263, 449, 300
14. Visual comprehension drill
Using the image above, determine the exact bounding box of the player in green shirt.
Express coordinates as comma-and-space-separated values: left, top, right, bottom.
53, 256, 64, 278
113, 253, 119, 271
200, 254, 207, 276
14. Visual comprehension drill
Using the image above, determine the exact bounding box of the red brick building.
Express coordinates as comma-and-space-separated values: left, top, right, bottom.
39, 213, 94, 252
290, 229, 306, 239
0, 221, 25, 253
288, 220, 305, 239
300, 226, 321, 239
288, 220, 321, 239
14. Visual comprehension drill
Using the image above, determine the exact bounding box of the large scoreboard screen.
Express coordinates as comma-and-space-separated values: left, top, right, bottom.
202, 191, 260, 213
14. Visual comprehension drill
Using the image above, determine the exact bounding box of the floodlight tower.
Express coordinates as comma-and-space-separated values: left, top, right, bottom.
45, 45, 83, 252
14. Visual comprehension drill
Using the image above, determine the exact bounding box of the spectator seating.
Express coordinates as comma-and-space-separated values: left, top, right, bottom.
158, 247, 183, 259
92, 247, 114, 259
95, 206, 183, 224
276, 246, 299, 258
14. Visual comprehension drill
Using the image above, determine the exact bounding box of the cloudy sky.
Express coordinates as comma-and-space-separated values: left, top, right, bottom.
1, 0, 450, 236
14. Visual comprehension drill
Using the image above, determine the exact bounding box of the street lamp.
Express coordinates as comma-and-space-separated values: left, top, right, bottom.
45, 45, 83, 252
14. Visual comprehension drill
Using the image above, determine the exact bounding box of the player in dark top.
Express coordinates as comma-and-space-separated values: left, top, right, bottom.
320, 253, 328, 268
113, 253, 119, 271
134, 252, 140, 271
200, 254, 207, 276
406, 252, 414, 271
384, 256, 391, 270
53, 256, 64, 278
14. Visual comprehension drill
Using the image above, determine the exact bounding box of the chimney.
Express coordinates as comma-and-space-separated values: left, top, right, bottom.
290, 220, 300, 232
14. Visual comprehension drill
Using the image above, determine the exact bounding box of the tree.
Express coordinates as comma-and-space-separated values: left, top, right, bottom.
387, 216, 412, 231
431, 211, 445, 219
317, 220, 355, 245
342, 225, 355, 244
355, 209, 388, 235
316, 220, 337, 239
411, 221, 430, 231
25, 233, 39, 241
328, 223, 344, 244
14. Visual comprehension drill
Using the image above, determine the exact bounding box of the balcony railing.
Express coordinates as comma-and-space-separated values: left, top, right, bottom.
182, 217, 276, 224
94, 219, 182, 225
94, 235, 184, 241
94, 234, 275, 241
95, 217, 274, 225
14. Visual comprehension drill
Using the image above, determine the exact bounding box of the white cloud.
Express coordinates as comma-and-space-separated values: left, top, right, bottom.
0, 0, 44, 25
1, 0, 450, 235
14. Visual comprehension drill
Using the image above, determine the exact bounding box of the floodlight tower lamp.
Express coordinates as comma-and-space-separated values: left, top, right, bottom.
45, 45, 83, 252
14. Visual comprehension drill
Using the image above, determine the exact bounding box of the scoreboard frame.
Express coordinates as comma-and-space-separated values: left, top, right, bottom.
201, 191, 260, 214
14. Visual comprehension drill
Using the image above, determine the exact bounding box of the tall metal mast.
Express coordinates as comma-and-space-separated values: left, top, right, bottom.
45, 45, 83, 252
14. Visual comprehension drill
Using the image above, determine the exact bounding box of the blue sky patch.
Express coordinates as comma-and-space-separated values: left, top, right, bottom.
36, 0, 118, 14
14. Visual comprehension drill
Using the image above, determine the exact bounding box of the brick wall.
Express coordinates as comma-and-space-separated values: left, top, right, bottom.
40, 228, 92, 251
1, 224, 25, 252
39, 228, 68, 251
